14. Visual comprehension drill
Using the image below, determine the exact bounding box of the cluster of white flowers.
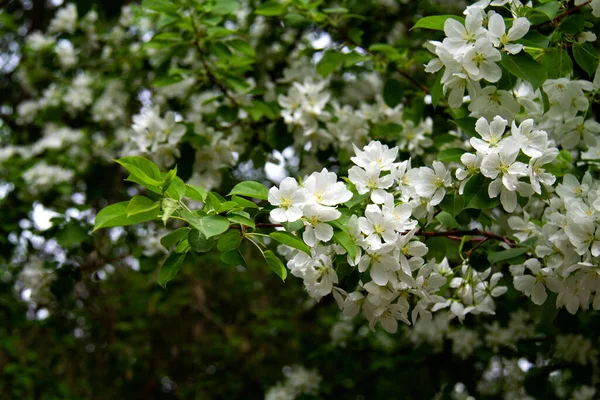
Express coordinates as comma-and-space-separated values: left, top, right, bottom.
125, 107, 186, 168
271, 141, 515, 331
48, 3, 78, 34
277, 75, 435, 156
425, 2, 530, 109
22, 162, 75, 195
457, 116, 559, 212
264, 365, 321, 400
507, 171, 600, 314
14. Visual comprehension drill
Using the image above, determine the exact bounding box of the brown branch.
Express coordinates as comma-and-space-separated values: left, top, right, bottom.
233, 223, 515, 245
190, 18, 240, 107
531, 1, 591, 30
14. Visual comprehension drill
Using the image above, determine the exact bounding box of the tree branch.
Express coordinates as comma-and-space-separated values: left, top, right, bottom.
231, 223, 515, 245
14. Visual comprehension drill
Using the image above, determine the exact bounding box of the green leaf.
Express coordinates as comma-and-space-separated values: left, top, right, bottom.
332, 230, 357, 260
439, 195, 464, 217
93, 201, 159, 231
165, 177, 186, 201
344, 192, 370, 209
232, 195, 259, 209
193, 214, 230, 239
436, 211, 460, 229
529, 292, 558, 326
227, 214, 255, 229
540, 48, 572, 79
211, 0, 239, 15
228, 181, 269, 200
499, 53, 547, 90
451, 117, 478, 137
383, 79, 404, 108
188, 229, 215, 252
572, 42, 598, 77
463, 174, 500, 210
317, 50, 344, 77
282, 220, 304, 232
255, 1, 286, 16
56, 223, 88, 247
158, 253, 186, 289
263, 250, 287, 281
535, 1, 560, 20
221, 249, 247, 266
161, 198, 180, 226
179, 209, 205, 231
160, 227, 190, 249
368, 43, 403, 61
185, 184, 207, 202
411, 15, 465, 31
323, 7, 348, 13
270, 231, 311, 255
371, 123, 403, 139
217, 201, 239, 213
205, 192, 223, 213
343, 51, 370, 67
487, 247, 528, 264
226, 39, 256, 57
116, 156, 164, 193
558, 14, 585, 34
217, 230, 242, 252
126, 196, 159, 217
437, 148, 467, 162
143, 0, 180, 13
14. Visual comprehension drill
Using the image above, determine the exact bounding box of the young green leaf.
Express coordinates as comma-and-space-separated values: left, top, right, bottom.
437, 148, 467, 162
270, 231, 311, 255
160, 227, 190, 249
126, 196, 159, 217
227, 181, 269, 200
93, 201, 160, 231
263, 250, 287, 281
332, 230, 357, 260
411, 15, 465, 31
488, 248, 528, 264
158, 252, 186, 289
231, 195, 259, 209
161, 198, 180, 225
227, 214, 255, 229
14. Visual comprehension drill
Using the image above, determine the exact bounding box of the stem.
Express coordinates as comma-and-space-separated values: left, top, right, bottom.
190, 17, 240, 107
531, 1, 591, 30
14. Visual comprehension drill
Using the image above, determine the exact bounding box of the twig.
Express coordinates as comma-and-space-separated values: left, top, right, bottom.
190, 18, 240, 107
531, 1, 591, 30
232, 223, 515, 245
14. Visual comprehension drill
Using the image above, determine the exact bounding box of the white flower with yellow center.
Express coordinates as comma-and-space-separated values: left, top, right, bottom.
268, 177, 308, 222
302, 204, 341, 246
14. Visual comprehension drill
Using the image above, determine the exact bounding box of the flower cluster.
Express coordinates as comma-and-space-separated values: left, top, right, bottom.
425, 3, 530, 109
271, 141, 514, 332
